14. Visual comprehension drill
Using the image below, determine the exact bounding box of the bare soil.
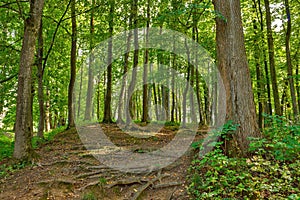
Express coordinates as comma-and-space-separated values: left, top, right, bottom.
0, 124, 204, 200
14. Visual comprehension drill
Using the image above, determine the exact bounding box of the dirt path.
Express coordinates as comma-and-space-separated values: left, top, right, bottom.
0, 124, 203, 200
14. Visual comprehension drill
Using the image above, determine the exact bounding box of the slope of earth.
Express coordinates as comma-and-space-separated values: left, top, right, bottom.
0, 124, 205, 200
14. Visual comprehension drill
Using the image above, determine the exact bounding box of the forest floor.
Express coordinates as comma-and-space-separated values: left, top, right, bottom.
0, 124, 204, 200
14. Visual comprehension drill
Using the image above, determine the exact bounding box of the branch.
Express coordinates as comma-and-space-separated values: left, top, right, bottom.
43, 14, 71, 35
42, 0, 72, 72
16, 0, 25, 20
0, 0, 27, 8
61, 4, 102, 22
0, 73, 18, 84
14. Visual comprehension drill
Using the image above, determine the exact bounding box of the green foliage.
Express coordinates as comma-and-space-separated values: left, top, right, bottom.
99, 177, 107, 185
0, 126, 66, 161
0, 161, 27, 179
188, 119, 300, 199
249, 114, 300, 161
81, 192, 97, 200
32, 126, 66, 149
0, 131, 14, 160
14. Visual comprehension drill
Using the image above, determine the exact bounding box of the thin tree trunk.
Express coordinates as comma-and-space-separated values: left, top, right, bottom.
14, 0, 44, 161
252, 13, 264, 128
77, 64, 83, 118
153, 83, 159, 121
103, 0, 115, 123
171, 51, 176, 123
257, 0, 272, 116
296, 64, 300, 113
126, 0, 139, 126
85, 0, 95, 121
142, 0, 150, 123
182, 39, 191, 127
45, 88, 51, 131
37, 19, 45, 138
117, 20, 132, 123
264, 0, 282, 116
67, 0, 77, 129
284, 0, 298, 120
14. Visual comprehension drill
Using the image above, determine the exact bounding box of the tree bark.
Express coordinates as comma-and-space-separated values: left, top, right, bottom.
67, 0, 77, 129
84, 0, 95, 121
37, 18, 45, 138
255, 0, 272, 116
296, 64, 300, 113
142, 0, 150, 123
182, 39, 191, 127
14, 0, 44, 161
213, 0, 261, 156
284, 0, 298, 120
264, 0, 282, 116
103, 0, 115, 123
126, 0, 139, 126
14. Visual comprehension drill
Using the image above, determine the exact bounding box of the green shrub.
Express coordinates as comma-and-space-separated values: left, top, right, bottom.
188, 118, 300, 199
0, 131, 14, 160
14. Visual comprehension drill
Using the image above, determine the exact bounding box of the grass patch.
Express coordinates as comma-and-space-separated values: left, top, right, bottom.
0, 126, 67, 161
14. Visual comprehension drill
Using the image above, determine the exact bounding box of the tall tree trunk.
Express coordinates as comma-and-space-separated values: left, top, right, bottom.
284, 0, 298, 120
264, 0, 282, 116
77, 64, 83, 118
171, 50, 176, 123
45, 88, 51, 131
14, 0, 44, 161
85, 0, 95, 121
252, 16, 264, 128
126, 0, 139, 126
103, 0, 115, 123
194, 25, 203, 125
67, 0, 77, 129
117, 17, 133, 123
257, 0, 272, 116
142, 0, 150, 123
182, 39, 191, 127
37, 19, 45, 138
296, 64, 300, 113
213, 0, 261, 157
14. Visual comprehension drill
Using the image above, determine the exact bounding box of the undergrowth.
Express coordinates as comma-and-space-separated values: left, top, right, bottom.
188, 116, 300, 199
0, 126, 66, 178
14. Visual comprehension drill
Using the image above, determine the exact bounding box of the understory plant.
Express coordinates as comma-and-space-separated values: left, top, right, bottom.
188, 117, 300, 199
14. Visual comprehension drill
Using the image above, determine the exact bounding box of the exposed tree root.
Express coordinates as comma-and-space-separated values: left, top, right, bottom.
131, 173, 170, 200
76, 170, 105, 179
152, 182, 184, 189
78, 181, 100, 191
105, 177, 147, 189
37, 178, 77, 185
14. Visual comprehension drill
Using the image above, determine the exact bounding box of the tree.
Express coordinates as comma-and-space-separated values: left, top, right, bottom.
213, 0, 261, 156
264, 0, 282, 116
14, 0, 45, 160
141, 0, 150, 123
284, 0, 298, 120
37, 19, 45, 138
126, 0, 139, 126
67, 0, 77, 129
84, 0, 95, 121
103, 0, 115, 123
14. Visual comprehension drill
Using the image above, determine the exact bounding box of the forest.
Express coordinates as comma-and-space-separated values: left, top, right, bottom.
0, 0, 299, 199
